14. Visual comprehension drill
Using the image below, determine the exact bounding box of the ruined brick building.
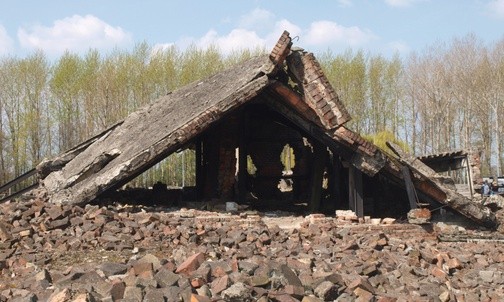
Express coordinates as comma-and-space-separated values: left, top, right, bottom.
0, 32, 498, 229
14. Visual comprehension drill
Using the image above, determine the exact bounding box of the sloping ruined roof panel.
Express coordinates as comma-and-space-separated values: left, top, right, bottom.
43, 55, 275, 205
386, 142, 497, 228
418, 150, 468, 162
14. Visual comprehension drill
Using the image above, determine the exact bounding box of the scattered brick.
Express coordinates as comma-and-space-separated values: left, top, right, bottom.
0, 197, 503, 301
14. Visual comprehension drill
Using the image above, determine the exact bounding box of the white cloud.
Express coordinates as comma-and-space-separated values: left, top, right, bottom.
304, 21, 377, 47
487, 0, 504, 18
159, 9, 378, 55
198, 29, 266, 53
265, 19, 302, 48
152, 43, 175, 54
238, 8, 275, 31
384, 0, 421, 7
0, 25, 14, 56
17, 14, 133, 56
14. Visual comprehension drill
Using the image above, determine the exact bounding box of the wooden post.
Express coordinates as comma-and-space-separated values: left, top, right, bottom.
309, 142, 327, 213
195, 138, 203, 201
332, 157, 344, 209
202, 134, 220, 199
465, 156, 474, 199
349, 165, 364, 217
238, 112, 248, 203
348, 166, 355, 212
401, 165, 418, 209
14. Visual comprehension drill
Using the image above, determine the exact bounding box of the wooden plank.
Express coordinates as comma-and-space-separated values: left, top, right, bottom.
401, 165, 418, 209
0, 183, 39, 203
349, 165, 355, 212
0, 169, 36, 194
195, 138, 203, 201
309, 142, 327, 212
238, 112, 248, 203
348, 165, 364, 217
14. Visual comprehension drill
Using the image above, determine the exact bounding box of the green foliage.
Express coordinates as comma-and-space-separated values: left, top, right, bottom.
1, 34, 504, 186
280, 144, 295, 171
362, 130, 410, 156
320, 49, 367, 132
0, 45, 267, 187
247, 155, 257, 176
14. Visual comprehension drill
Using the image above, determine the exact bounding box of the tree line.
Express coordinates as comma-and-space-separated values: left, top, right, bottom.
321, 34, 504, 177
0, 34, 503, 188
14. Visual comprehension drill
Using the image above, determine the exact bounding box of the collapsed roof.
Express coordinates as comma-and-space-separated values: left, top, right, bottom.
28, 31, 498, 229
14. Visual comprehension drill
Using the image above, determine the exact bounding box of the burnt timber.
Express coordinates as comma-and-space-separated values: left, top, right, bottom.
10, 31, 497, 229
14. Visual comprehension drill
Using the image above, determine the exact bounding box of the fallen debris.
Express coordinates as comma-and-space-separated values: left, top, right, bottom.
1, 198, 504, 301
407, 208, 431, 224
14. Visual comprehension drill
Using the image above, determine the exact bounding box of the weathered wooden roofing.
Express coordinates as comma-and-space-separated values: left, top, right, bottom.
42, 54, 275, 205
418, 150, 468, 162
40, 31, 357, 206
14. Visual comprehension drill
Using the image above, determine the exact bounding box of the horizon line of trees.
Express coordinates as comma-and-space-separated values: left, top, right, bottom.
1, 33, 503, 187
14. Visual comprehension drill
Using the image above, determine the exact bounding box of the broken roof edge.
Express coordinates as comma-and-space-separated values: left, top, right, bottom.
417, 150, 469, 161
386, 142, 498, 229
285, 47, 351, 130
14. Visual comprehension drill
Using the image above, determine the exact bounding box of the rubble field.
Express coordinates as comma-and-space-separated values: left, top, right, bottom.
1, 197, 504, 302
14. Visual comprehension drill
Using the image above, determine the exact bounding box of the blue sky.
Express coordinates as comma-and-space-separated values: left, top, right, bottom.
1, 0, 504, 59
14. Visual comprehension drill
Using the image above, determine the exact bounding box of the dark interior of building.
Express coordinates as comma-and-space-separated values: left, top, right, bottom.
99, 101, 413, 219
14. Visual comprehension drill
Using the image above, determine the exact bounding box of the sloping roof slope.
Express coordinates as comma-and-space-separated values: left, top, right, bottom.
43, 55, 275, 205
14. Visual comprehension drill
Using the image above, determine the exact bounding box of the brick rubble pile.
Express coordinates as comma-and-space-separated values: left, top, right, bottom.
1, 197, 504, 302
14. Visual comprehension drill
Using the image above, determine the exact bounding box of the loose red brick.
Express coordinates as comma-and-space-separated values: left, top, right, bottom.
176, 252, 205, 275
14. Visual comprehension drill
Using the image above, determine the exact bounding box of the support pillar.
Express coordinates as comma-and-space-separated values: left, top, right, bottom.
202, 134, 220, 199
331, 157, 344, 209
195, 138, 203, 201
401, 165, 418, 209
309, 142, 327, 213
238, 112, 249, 203
349, 165, 364, 217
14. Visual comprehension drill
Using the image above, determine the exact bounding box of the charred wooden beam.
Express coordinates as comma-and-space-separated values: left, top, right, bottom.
238, 111, 249, 203
265, 83, 386, 177
0, 183, 38, 203
309, 142, 327, 212
269, 81, 325, 129
263, 90, 352, 159
401, 166, 419, 209
349, 165, 364, 218
331, 157, 345, 209
195, 138, 203, 201
0, 169, 36, 196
